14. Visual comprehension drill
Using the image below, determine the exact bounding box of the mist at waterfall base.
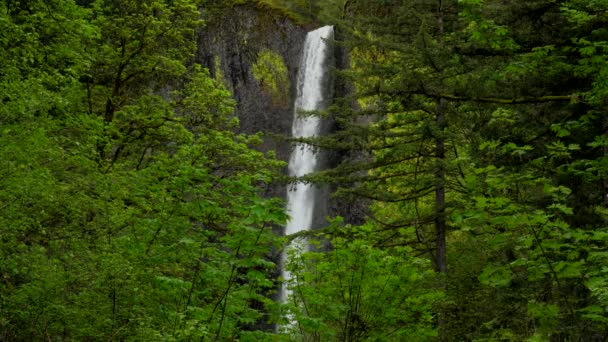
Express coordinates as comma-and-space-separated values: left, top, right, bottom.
279, 25, 334, 326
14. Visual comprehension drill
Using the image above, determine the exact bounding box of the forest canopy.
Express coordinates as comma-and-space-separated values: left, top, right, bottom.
1, 0, 608, 341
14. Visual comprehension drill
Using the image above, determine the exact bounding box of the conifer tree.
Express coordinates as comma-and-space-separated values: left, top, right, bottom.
295, 0, 608, 339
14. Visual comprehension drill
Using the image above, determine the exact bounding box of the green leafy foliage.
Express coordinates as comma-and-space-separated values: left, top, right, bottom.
300, 0, 608, 340
0, 0, 288, 339
284, 221, 441, 341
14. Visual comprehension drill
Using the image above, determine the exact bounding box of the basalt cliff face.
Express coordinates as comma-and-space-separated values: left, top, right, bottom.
196, 5, 306, 168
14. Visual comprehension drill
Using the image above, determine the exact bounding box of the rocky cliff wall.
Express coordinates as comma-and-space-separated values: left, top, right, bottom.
196, 4, 306, 170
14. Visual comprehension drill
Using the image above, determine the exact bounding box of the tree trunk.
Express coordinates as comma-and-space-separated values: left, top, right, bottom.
435, 3, 448, 340
604, 116, 608, 212
435, 98, 447, 274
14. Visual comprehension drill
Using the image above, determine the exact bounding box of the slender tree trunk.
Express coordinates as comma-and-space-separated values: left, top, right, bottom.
604, 116, 608, 216
604, 116, 608, 203
435, 2, 448, 340
435, 98, 447, 274
434, 96, 448, 342
434, 0, 447, 274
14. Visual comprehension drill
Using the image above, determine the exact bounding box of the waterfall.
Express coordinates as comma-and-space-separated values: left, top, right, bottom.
280, 25, 334, 317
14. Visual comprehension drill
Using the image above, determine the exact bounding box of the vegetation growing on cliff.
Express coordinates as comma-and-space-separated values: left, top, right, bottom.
252, 49, 290, 107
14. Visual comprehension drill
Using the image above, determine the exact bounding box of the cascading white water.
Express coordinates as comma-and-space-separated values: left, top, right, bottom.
280, 25, 334, 312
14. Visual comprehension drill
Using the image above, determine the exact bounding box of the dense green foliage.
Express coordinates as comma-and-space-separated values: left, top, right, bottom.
3, 0, 608, 341
283, 219, 441, 341
281, 0, 608, 341
0, 0, 288, 340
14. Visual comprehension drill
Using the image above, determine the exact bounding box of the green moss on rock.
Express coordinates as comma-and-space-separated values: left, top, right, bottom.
252, 49, 290, 107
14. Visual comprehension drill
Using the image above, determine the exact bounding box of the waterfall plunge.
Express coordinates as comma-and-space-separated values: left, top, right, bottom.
280, 25, 334, 315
